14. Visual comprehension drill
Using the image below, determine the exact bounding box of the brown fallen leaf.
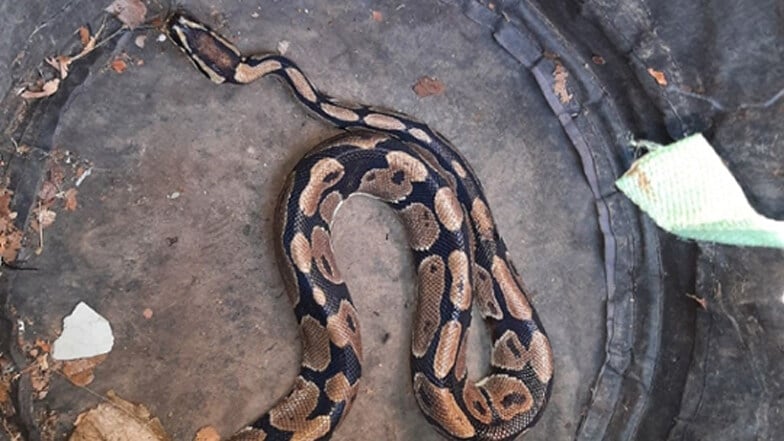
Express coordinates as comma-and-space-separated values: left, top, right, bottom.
38, 180, 58, 203
647, 67, 668, 86
36, 206, 57, 229
35, 338, 52, 354
46, 55, 72, 79
193, 426, 221, 441
371, 10, 383, 22
105, 0, 148, 29
64, 188, 79, 211
61, 354, 107, 387
29, 354, 52, 399
78, 26, 91, 46
552, 63, 573, 104
21, 78, 61, 99
413, 76, 445, 97
70, 390, 172, 441
111, 58, 128, 73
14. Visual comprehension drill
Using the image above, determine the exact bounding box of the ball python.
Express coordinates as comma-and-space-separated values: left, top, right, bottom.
165, 12, 553, 441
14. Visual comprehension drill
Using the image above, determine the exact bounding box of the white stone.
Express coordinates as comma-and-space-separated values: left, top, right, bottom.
52, 302, 114, 361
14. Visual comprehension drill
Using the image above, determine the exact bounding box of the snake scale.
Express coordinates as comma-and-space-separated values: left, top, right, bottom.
165, 12, 553, 441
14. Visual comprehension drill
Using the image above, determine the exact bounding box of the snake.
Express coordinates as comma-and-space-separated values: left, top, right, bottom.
165, 12, 553, 441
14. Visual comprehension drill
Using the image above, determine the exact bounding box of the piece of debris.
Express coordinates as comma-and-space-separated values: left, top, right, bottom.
21, 78, 61, 99
62, 354, 108, 387
277, 40, 290, 56
167, 191, 181, 200
75, 166, 93, 187
105, 0, 148, 29
552, 63, 573, 103
371, 10, 383, 22
592, 55, 606, 65
52, 302, 114, 361
0, 187, 23, 263
647, 67, 668, 86
29, 352, 53, 399
157, 33, 167, 43
135, 35, 147, 48
143, 308, 154, 319
193, 426, 221, 441
69, 390, 172, 441
413, 76, 445, 97
685, 293, 708, 310
64, 188, 79, 211
251, 12, 260, 19
111, 57, 128, 73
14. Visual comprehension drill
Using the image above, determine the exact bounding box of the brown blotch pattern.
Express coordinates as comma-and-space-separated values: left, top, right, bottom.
471, 198, 495, 241
357, 151, 428, 202
492, 256, 533, 321
448, 250, 472, 310
413, 373, 476, 438
227, 427, 268, 441
413, 255, 446, 357
319, 191, 343, 225
338, 133, 389, 149
299, 158, 345, 217
320, 103, 359, 121
193, 31, 237, 70
290, 232, 312, 274
326, 300, 363, 361
526, 331, 554, 383
462, 383, 493, 425
300, 316, 331, 372
479, 374, 533, 421
269, 377, 323, 432
409, 127, 433, 144
409, 144, 458, 190
364, 113, 406, 131
400, 203, 440, 251
325, 372, 356, 403
286, 67, 317, 102
451, 160, 468, 178
435, 187, 464, 232
474, 264, 502, 319
310, 227, 342, 284
453, 330, 470, 381
433, 320, 462, 379
312, 287, 327, 306
234, 59, 282, 83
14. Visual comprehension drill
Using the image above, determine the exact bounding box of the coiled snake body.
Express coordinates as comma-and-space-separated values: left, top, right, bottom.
166, 13, 553, 441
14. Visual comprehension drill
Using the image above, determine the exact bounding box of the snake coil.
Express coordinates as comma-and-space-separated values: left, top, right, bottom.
166, 13, 553, 441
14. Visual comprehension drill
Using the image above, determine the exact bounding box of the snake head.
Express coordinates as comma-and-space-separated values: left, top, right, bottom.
165, 12, 242, 84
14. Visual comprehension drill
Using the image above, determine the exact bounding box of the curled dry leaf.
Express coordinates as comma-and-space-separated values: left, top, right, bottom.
61, 354, 107, 387
193, 426, 221, 441
21, 78, 61, 99
78, 26, 91, 46
413, 76, 446, 97
647, 67, 668, 86
70, 390, 172, 441
105, 0, 148, 29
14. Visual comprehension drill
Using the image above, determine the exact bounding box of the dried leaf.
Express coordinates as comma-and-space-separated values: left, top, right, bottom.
111, 58, 127, 73
686, 293, 708, 310
46, 55, 72, 79
78, 26, 91, 46
371, 10, 383, 22
193, 426, 221, 441
552, 63, 573, 103
105, 0, 148, 29
142, 308, 153, 319
592, 55, 606, 65
413, 76, 445, 97
35, 338, 52, 353
64, 188, 78, 211
38, 181, 58, 202
37, 207, 56, 229
647, 67, 668, 86
1, 230, 22, 263
61, 354, 107, 387
21, 78, 61, 99
70, 390, 172, 441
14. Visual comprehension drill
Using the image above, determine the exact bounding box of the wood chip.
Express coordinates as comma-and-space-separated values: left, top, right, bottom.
413, 76, 445, 97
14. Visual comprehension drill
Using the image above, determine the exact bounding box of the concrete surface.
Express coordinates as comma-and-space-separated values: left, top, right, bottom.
3, 1, 607, 439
